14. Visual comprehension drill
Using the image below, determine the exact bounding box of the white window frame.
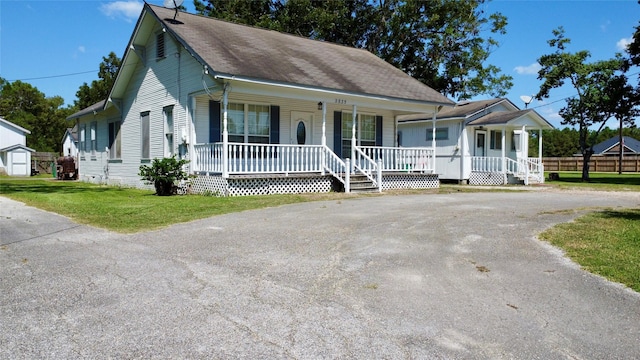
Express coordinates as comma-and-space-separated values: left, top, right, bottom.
226, 102, 270, 144
79, 124, 86, 156
341, 111, 377, 157
141, 111, 150, 159
108, 120, 121, 160
90, 121, 97, 156
490, 130, 502, 150
164, 106, 174, 157
426, 127, 449, 141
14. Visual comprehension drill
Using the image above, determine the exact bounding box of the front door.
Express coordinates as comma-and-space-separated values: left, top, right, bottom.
475, 130, 486, 156
290, 111, 313, 145
513, 130, 529, 160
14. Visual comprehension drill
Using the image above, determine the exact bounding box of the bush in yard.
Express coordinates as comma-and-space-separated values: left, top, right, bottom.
138, 156, 190, 196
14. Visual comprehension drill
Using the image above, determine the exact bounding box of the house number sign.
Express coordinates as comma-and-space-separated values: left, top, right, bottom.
334, 98, 347, 105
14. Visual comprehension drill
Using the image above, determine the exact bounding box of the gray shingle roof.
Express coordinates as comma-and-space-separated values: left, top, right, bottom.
147, 4, 453, 105
67, 100, 106, 120
435, 98, 507, 119
467, 109, 533, 126
593, 136, 640, 154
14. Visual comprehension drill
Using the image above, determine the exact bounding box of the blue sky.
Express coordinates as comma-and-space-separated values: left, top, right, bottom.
0, 0, 638, 129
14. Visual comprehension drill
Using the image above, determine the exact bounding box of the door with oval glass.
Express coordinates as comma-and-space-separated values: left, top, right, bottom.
290, 111, 313, 145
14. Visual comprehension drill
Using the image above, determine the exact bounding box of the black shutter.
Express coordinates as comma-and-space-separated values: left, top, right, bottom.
375, 115, 383, 146
270, 105, 280, 144
334, 111, 342, 158
209, 100, 221, 143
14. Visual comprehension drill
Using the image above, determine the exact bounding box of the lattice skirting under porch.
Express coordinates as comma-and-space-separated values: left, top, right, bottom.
189, 174, 334, 196
469, 171, 506, 186
381, 173, 439, 190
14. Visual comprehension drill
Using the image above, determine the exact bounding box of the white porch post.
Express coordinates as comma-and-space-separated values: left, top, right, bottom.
321, 101, 326, 175
351, 104, 357, 173
538, 128, 542, 164
539, 128, 544, 183
522, 125, 528, 185
501, 126, 506, 184
222, 87, 229, 178
432, 113, 436, 174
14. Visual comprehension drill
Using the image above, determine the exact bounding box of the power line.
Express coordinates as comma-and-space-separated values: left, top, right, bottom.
8, 70, 98, 82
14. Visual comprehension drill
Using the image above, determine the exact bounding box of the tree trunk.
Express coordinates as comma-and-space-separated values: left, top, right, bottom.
581, 149, 593, 182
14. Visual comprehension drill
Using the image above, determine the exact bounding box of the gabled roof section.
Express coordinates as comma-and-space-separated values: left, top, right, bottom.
129, 4, 453, 106
0, 144, 35, 153
593, 136, 640, 154
61, 127, 78, 143
67, 100, 107, 120
467, 109, 554, 129
0, 117, 31, 134
436, 98, 514, 119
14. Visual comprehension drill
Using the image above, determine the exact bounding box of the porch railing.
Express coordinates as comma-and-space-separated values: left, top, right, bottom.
194, 143, 329, 174
193, 143, 436, 191
472, 156, 544, 184
358, 146, 434, 173
353, 146, 380, 189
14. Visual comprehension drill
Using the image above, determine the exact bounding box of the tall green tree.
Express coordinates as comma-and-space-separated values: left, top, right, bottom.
536, 27, 630, 181
74, 52, 121, 110
193, 0, 512, 100
0, 77, 73, 152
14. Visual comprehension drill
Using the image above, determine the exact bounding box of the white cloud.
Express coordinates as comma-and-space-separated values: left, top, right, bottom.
616, 37, 633, 51
78, 46, 86, 53
540, 106, 563, 123
600, 20, 611, 32
100, 1, 143, 22
514, 63, 541, 75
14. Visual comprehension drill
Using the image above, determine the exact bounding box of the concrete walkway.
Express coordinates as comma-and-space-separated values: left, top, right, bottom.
1, 191, 639, 359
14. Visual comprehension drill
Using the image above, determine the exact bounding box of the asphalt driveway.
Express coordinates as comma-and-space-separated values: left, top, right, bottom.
1, 190, 639, 359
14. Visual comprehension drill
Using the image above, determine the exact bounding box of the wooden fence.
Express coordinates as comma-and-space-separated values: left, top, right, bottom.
32, 152, 59, 174
543, 156, 640, 173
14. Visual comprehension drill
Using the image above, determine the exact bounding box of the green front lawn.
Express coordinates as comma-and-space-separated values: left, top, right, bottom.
545, 171, 640, 191
0, 179, 335, 233
539, 208, 640, 293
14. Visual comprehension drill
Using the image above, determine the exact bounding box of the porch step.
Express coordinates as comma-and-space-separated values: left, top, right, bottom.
349, 174, 379, 193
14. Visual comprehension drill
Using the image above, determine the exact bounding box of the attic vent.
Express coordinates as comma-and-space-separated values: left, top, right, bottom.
156, 32, 165, 59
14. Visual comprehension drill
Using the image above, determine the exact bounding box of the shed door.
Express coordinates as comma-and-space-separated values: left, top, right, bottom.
11, 152, 27, 176
475, 131, 486, 156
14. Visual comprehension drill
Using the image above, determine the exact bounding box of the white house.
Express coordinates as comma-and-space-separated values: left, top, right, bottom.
0, 117, 35, 176
398, 98, 554, 185
67, 4, 455, 195
61, 126, 79, 157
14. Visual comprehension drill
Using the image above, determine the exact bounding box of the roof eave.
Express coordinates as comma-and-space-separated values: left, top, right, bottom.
213, 73, 454, 108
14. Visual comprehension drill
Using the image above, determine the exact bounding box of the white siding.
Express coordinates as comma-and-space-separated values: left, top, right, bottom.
194, 92, 397, 151
0, 121, 28, 148
398, 119, 464, 180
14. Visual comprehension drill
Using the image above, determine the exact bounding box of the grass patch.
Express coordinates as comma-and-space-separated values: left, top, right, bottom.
539, 208, 640, 292
0, 179, 340, 233
545, 171, 640, 191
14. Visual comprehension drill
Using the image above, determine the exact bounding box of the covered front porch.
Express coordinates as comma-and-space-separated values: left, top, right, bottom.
191, 141, 438, 195
468, 125, 546, 185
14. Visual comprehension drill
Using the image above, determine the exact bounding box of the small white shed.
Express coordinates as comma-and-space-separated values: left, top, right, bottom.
61, 126, 78, 157
0, 117, 35, 176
